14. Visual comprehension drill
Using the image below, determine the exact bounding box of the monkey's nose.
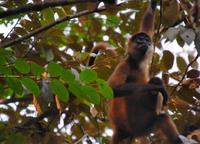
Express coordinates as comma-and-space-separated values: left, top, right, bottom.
137, 44, 149, 53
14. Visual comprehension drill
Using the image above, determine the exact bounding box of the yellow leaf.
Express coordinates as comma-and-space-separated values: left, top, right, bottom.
33, 96, 42, 114
55, 96, 63, 113
162, 0, 180, 27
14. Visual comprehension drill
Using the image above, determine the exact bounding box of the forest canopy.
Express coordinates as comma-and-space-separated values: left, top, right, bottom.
0, 0, 200, 143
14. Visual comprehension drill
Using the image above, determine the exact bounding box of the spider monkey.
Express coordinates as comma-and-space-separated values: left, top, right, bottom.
87, 0, 182, 143
106, 0, 183, 143
87, 46, 168, 107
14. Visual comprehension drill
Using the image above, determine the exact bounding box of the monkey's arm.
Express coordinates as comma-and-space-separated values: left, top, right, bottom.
108, 62, 129, 87
112, 83, 168, 105
140, 0, 157, 37
112, 83, 166, 95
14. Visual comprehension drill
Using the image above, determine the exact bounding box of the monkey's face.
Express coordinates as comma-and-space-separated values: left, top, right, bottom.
127, 32, 152, 63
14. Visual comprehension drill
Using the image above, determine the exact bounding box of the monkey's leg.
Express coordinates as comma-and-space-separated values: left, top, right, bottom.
155, 114, 182, 144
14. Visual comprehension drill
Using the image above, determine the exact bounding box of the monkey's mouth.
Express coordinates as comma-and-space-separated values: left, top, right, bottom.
137, 44, 149, 54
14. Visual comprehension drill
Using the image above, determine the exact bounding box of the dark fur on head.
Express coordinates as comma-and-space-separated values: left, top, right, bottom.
127, 32, 152, 67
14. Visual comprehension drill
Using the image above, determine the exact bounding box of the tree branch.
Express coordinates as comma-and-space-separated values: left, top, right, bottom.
0, 10, 100, 48
170, 54, 199, 96
0, 4, 123, 48
1, 17, 21, 43
160, 1, 197, 33
0, 0, 96, 19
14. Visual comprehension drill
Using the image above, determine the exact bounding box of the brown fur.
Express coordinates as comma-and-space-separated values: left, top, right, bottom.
108, 1, 181, 143
86, 1, 181, 143
87, 42, 117, 67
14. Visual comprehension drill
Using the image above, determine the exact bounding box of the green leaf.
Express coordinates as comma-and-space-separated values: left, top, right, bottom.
188, 54, 198, 69
80, 69, 97, 83
176, 36, 185, 47
14, 59, 30, 74
61, 69, 75, 82
177, 56, 187, 73
6, 133, 25, 144
97, 79, 113, 99
6, 77, 23, 95
50, 79, 69, 102
106, 16, 121, 27
80, 53, 89, 61
0, 49, 10, 65
0, 66, 12, 75
54, 7, 66, 18
31, 63, 45, 76
21, 78, 40, 97
160, 50, 174, 70
68, 80, 82, 98
0, 83, 4, 95
152, 53, 160, 64
47, 62, 63, 77
81, 85, 100, 104
0, 55, 7, 65
41, 8, 55, 25
3, 88, 14, 99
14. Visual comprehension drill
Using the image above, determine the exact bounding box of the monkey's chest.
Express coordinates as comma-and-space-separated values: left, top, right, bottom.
126, 71, 147, 83
109, 95, 157, 135
126, 75, 137, 82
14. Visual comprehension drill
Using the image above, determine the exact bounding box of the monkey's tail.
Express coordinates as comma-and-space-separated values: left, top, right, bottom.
87, 42, 111, 67
140, 0, 157, 37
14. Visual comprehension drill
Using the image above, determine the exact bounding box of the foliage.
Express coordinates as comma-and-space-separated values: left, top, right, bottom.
0, 0, 199, 143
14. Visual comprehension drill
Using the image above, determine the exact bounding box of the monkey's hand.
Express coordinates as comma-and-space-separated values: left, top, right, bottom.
149, 77, 169, 105
112, 82, 169, 107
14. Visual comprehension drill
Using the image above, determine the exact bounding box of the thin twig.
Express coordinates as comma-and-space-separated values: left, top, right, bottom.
170, 54, 199, 96
160, 1, 196, 33
1, 17, 21, 43
22, 43, 35, 58
0, 3, 122, 48
0, 9, 98, 48
0, 0, 96, 19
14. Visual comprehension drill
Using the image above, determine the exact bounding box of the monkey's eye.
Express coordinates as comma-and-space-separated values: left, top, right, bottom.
131, 32, 150, 43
